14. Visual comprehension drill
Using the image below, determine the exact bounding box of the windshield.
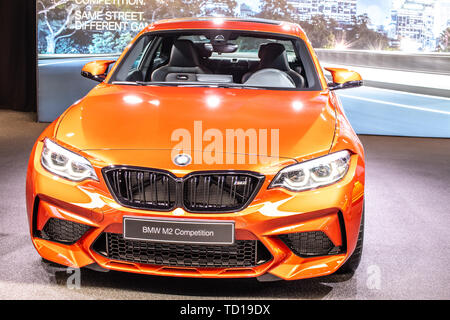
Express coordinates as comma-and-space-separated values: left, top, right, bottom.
109, 30, 321, 91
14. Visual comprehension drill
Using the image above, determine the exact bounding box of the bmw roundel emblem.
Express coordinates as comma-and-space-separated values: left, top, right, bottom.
173, 153, 192, 166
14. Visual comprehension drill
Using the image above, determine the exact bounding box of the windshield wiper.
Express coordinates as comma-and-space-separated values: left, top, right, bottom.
111, 81, 148, 86
112, 81, 211, 87
112, 81, 264, 89
147, 81, 222, 88
215, 83, 263, 90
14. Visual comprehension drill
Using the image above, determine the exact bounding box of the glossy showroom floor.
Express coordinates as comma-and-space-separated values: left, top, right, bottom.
0, 110, 449, 299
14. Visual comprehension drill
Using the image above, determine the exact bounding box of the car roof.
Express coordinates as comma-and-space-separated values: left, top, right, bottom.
143, 17, 307, 40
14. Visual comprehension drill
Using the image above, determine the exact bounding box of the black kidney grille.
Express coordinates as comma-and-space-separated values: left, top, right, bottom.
279, 231, 343, 257
100, 233, 270, 268
103, 167, 264, 213
105, 169, 177, 210
183, 174, 261, 212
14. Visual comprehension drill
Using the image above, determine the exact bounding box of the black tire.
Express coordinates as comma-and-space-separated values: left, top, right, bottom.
336, 206, 364, 274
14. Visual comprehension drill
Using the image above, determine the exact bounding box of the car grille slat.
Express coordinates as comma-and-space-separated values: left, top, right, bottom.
138, 172, 145, 202
97, 232, 271, 268
125, 171, 131, 201
103, 167, 264, 213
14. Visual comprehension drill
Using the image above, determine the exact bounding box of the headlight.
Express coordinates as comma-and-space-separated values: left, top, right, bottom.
40, 138, 98, 181
269, 150, 351, 192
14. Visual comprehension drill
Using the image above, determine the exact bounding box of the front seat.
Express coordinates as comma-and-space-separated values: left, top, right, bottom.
242, 43, 305, 88
151, 40, 211, 81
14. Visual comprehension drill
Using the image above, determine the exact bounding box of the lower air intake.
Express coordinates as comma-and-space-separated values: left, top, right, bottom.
95, 233, 272, 268
279, 231, 342, 257
41, 218, 91, 244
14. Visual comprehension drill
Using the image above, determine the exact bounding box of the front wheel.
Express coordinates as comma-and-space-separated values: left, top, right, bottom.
337, 206, 364, 274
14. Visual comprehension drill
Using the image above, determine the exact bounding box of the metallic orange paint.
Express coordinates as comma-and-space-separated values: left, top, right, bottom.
26, 18, 365, 280
81, 60, 116, 77
325, 67, 363, 84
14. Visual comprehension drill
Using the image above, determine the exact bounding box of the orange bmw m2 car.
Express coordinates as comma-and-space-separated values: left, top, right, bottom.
26, 18, 365, 281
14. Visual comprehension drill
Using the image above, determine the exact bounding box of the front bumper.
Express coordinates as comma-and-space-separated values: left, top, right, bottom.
26, 142, 364, 281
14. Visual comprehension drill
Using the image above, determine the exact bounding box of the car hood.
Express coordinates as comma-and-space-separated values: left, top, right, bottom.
56, 84, 336, 160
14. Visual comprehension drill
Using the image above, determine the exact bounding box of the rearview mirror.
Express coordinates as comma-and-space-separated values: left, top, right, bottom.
204, 43, 238, 54
325, 67, 363, 91
81, 60, 116, 82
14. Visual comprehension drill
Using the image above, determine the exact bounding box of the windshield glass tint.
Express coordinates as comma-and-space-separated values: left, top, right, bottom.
110, 30, 320, 90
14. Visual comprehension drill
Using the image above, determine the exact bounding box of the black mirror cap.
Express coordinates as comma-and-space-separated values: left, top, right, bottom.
81, 71, 106, 83
329, 80, 363, 91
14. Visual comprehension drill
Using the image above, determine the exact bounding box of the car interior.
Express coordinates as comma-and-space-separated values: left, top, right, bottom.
111, 31, 318, 89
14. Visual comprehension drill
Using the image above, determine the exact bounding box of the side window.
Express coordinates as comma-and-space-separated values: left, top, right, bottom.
149, 38, 171, 73
111, 35, 153, 81
282, 41, 297, 63
130, 40, 152, 70
150, 41, 163, 69
131, 52, 143, 70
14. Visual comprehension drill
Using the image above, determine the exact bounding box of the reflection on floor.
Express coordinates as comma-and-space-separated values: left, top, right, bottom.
0, 110, 449, 299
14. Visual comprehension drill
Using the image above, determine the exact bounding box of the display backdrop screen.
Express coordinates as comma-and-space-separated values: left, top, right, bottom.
38, 0, 450, 54
37, 0, 450, 138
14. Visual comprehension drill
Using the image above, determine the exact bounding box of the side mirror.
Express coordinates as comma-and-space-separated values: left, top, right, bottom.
81, 60, 116, 82
325, 67, 363, 91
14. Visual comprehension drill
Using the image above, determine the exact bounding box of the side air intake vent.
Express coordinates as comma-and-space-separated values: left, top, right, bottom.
40, 218, 91, 244
279, 231, 343, 257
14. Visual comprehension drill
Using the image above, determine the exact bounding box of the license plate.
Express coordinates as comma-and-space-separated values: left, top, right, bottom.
123, 217, 235, 245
